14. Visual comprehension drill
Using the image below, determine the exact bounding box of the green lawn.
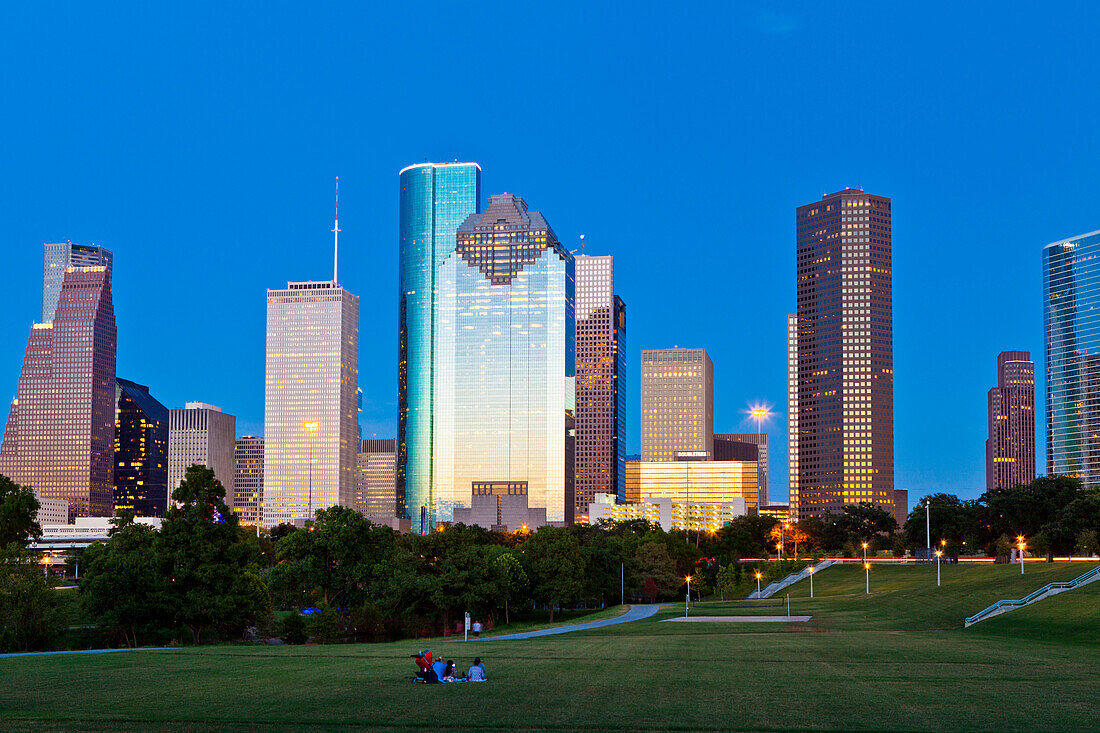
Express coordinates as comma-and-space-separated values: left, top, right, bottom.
2, 563, 1098, 732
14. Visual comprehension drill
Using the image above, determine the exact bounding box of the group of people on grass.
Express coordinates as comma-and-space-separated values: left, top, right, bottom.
412, 650, 487, 683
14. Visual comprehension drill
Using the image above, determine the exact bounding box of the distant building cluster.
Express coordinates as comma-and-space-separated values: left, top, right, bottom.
2, 161, 1073, 539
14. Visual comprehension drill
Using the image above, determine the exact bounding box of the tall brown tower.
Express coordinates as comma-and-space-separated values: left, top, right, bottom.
793, 189, 894, 520
986, 351, 1036, 490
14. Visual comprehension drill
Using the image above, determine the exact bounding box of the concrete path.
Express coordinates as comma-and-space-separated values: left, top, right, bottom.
444, 604, 661, 642
0, 647, 176, 659
662, 615, 812, 623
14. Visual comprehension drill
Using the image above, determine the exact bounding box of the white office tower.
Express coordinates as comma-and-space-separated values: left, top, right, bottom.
168, 402, 236, 507
263, 280, 359, 527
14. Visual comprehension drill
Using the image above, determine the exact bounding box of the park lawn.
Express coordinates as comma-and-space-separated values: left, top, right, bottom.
2, 564, 1098, 732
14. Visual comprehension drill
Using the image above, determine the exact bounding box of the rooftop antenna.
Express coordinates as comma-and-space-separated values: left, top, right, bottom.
332, 176, 340, 284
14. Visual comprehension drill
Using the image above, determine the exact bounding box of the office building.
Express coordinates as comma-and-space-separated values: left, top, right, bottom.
34, 491, 69, 525
452, 482, 555, 532
892, 488, 908, 529
1043, 230, 1100, 488
0, 243, 116, 518
574, 254, 627, 521
716, 433, 768, 507
264, 281, 359, 526
234, 436, 264, 526
399, 162, 482, 529
357, 438, 397, 519
986, 351, 1036, 491
400, 186, 574, 531
641, 349, 713, 461
168, 403, 236, 505
625, 458, 759, 513
113, 379, 169, 516
787, 313, 799, 520
793, 188, 895, 519
589, 493, 746, 534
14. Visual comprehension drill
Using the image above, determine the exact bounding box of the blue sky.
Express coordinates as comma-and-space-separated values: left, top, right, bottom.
2, 3, 1098, 509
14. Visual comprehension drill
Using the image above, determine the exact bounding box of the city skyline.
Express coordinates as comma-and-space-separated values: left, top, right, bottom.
3, 5, 1100, 506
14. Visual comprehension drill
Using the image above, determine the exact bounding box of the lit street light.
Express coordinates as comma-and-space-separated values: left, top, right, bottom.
862, 541, 868, 563
1018, 535, 1026, 575
935, 549, 943, 587
750, 407, 770, 434
808, 564, 814, 598
755, 570, 762, 597
864, 562, 871, 595
685, 576, 691, 617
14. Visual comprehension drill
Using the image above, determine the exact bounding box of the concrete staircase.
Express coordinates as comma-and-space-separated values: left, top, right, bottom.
747, 559, 835, 599
964, 564, 1100, 627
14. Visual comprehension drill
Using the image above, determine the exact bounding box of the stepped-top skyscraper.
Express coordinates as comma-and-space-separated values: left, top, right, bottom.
792, 189, 895, 520
400, 173, 575, 531
398, 162, 481, 529
1044, 229, 1100, 487
1, 243, 116, 518
573, 254, 626, 522
986, 351, 1036, 490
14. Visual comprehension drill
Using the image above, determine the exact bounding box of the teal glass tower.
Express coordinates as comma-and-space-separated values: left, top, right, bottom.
1044, 229, 1100, 488
399, 162, 482, 531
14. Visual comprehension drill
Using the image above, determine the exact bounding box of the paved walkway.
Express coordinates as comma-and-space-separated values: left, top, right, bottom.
444, 604, 661, 642
662, 615, 812, 623
0, 647, 176, 659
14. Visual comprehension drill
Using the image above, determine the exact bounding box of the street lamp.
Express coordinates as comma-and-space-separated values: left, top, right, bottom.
935, 549, 943, 587
808, 564, 814, 598
864, 562, 871, 595
862, 541, 868, 563
755, 570, 762, 597
750, 407, 770, 434
303, 421, 319, 522
777, 541, 783, 561
1017, 535, 1026, 575
685, 576, 691, 617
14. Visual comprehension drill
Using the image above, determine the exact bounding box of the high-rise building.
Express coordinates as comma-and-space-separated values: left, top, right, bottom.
113, 379, 169, 517
1044, 230, 1100, 488
0, 243, 116, 518
264, 281, 358, 526
786, 313, 800, 521
640, 349, 713, 461
625, 459, 759, 514
573, 254, 627, 522
793, 188, 894, 519
401, 191, 575, 531
398, 161, 482, 529
357, 438, 397, 519
168, 403, 236, 506
986, 351, 1036, 491
234, 436, 264, 526
715, 433, 768, 507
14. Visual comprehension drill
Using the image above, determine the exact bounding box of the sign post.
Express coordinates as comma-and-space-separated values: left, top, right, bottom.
464, 612, 471, 642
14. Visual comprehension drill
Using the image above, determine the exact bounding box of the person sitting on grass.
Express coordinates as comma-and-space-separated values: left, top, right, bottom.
443, 660, 459, 682
467, 657, 487, 682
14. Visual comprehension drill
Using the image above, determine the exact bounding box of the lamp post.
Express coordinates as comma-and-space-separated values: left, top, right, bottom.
864, 562, 871, 595
685, 576, 691, 617
808, 565, 814, 598
303, 421, 319, 522
925, 496, 931, 551
935, 549, 942, 587
751, 407, 769, 434
755, 570, 762, 597
862, 541, 868, 563
1018, 535, 1026, 575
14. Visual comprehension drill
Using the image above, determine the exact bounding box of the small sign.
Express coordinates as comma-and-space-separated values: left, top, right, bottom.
464, 612, 471, 631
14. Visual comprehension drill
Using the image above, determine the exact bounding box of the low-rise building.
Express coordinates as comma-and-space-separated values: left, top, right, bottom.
34, 491, 69, 525
626, 458, 759, 513
588, 493, 746, 533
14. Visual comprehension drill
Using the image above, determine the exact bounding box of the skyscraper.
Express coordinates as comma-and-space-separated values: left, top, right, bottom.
986, 351, 1036, 491
787, 313, 800, 521
401, 192, 575, 531
573, 254, 627, 521
398, 161, 481, 529
640, 349, 713, 461
357, 438, 397, 519
168, 403, 236, 507
264, 281, 359, 526
1044, 229, 1100, 487
234, 436, 264, 526
1, 243, 116, 518
715, 433, 768, 507
793, 188, 895, 520
114, 379, 169, 517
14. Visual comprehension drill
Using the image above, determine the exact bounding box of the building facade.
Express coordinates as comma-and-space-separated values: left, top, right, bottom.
1044, 230, 1100, 488
640, 349, 713, 461
574, 254, 627, 522
716, 433, 768, 507
168, 403, 236, 505
625, 459, 758, 514
1, 243, 116, 518
264, 281, 359, 527
113, 378, 169, 516
234, 436, 264, 526
986, 351, 1036, 491
793, 189, 895, 519
398, 162, 482, 530
357, 438, 397, 519
589, 493, 746, 534
34, 491, 69, 525
787, 313, 799, 521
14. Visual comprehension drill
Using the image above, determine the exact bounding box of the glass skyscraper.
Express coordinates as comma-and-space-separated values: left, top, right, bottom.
1044, 230, 1100, 488
114, 378, 169, 517
398, 162, 481, 530
399, 178, 575, 530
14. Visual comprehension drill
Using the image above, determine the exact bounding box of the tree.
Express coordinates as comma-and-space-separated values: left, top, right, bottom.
0, 544, 65, 652
523, 527, 584, 622
1076, 528, 1099, 557
634, 541, 681, 599
715, 563, 741, 600
492, 551, 528, 624
158, 464, 270, 644
81, 521, 167, 647
0, 474, 41, 547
